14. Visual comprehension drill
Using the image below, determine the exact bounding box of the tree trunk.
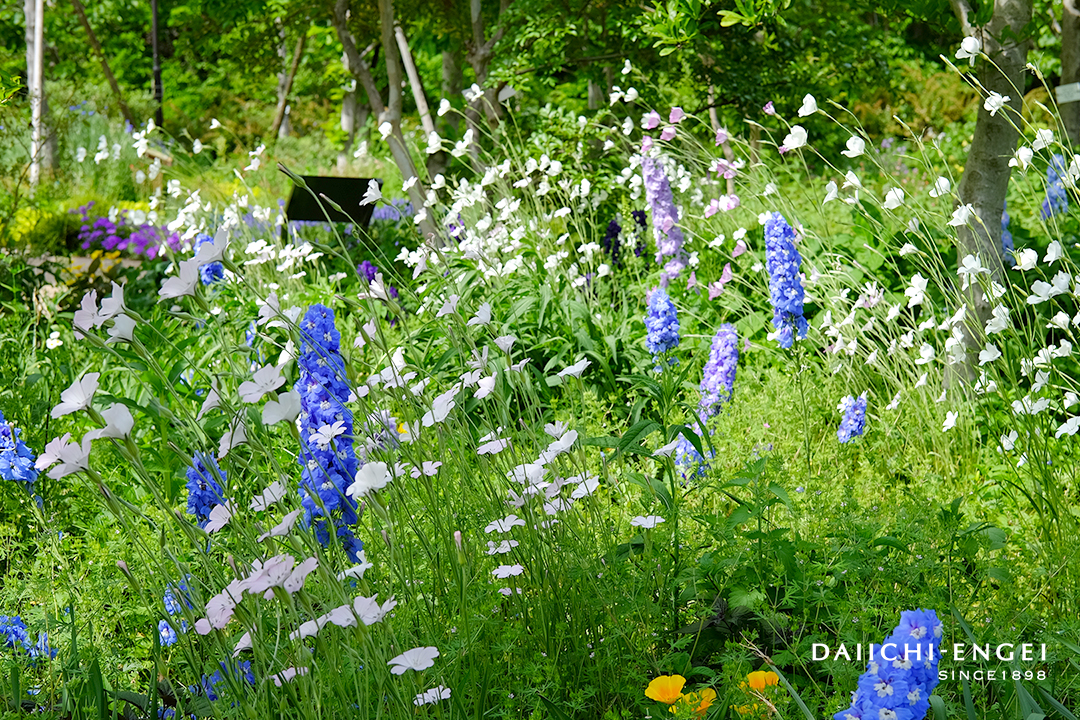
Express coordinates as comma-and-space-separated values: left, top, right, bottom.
150, 0, 163, 127
587, 79, 602, 110
271, 30, 306, 140
338, 86, 357, 172
331, 0, 385, 118
70, 0, 136, 127
1063, 0, 1080, 144
466, 0, 509, 125
27, 0, 44, 187
394, 24, 435, 137
377, 0, 438, 240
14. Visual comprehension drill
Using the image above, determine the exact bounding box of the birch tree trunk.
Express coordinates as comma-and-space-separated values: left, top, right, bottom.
331, 0, 385, 118
271, 30, 307, 140
70, 0, 136, 127
376, 0, 438, 240
394, 24, 435, 136
27, 0, 44, 186
337, 86, 357, 172
1063, 0, 1080, 144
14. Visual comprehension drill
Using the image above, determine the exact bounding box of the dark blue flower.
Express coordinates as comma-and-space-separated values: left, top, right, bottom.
837, 395, 867, 444
764, 212, 808, 349
644, 287, 680, 363
158, 619, 179, 647
194, 233, 224, 286
0, 616, 33, 655
1041, 154, 1069, 219
0, 409, 39, 494
185, 453, 226, 528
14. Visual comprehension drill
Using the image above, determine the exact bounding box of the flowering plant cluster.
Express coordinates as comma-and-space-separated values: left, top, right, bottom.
71, 201, 181, 259
0, 409, 38, 494
645, 674, 717, 719
763, 212, 808, 349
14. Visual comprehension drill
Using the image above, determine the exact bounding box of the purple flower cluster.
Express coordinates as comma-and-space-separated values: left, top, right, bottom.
641, 157, 688, 285
371, 198, 415, 222
644, 287, 680, 363
358, 261, 400, 299
699, 324, 739, 419
295, 304, 364, 561
764, 212, 808, 349
834, 609, 943, 720
195, 233, 224, 285
0, 409, 38, 494
837, 395, 867, 443
185, 452, 226, 528
601, 212, 649, 269
1041, 154, 1069, 219
71, 201, 181, 259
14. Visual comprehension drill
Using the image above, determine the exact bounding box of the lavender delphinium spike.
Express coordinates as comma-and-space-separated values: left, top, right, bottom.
644, 287, 680, 369
699, 324, 739, 420
641, 157, 687, 285
764, 212, 808, 349
837, 394, 867, 443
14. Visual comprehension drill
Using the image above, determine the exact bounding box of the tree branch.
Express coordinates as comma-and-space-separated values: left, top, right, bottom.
331, 0, 385, 117
949, 0, 975, 37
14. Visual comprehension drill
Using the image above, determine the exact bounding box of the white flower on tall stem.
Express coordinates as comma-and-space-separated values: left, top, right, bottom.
90, 403, 134, 440
205, 501, 233, 533
250, 481, 288, 511
51, 373, 100, 418
955, 36, 981, 65
630, 515, 665, 529
388, 647, 440, 675
983, 92, 1009, 117
239, 364, 286, 403
218, 418, 247, 459
262, 388, 301, 425
159, 259, 201, 300
929, 177, 951, 198
841, 137, 865, 158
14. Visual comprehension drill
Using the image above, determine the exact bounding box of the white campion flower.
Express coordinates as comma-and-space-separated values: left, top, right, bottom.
557, 358, 591, 378
388, 647, 440, 675
798, 94, 818, 116
257, 508, 303, 542
484, 514, 526, 533
360, 179, 382, 206
929, 177, 951, 198
218, 419, 247, 459
899, 243, 918, 256
883, 187, 905, 210
205, 501, 233, 533
415, 687, 452, 707
436, 294, 460, 318
1013, 248, 1038, 270
957, 254, 988, 290
239, 364, 286, 403
437, 98, 452, 116
905, 274, 928, 307
425, 132, 443, 155
91, 403, 134, 440
44, 433, 94, 479
492, 564, 524, 579
467, 303, 492, 326
955, 36, 981, 65
158, 259, 201, 299
823, 180, 838, 204
983, 92, 1009, 117
653, 438, 680, 458
474, 374, 497, 399
1044, 240, 1063, 265
1032, 128, 1055, 151
52, 373, 101, 418
782, 125, 808, 150
421, 388, 457, 427
262, 388, 302, 426
347, 461, 392, 499
915, 343, 936, 365
947, 204, 975, 227
978, 344, 1002, 365
1056, 417, 1080, 439
250, 480, 288, 511
310, 421, 346, 450
1009, 146, 1034, 171
943, 411, 959, 431
841, 136, 865, 158
630, 515, 665, 529
107, 314, 137, 344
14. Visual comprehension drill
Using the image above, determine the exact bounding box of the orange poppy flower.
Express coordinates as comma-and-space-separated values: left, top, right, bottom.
645, 675, 687, 704
671, 688, 717, 718
746, 671, 779, 692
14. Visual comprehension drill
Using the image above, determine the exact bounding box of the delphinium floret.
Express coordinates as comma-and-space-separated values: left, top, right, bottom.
1042, 154, 1069, 219
698, 324, 739, 420
837, 394, 868, 444
834, 609, 943, 720
295, 304, 364, 561
0, 616, 32, 654
195, 233, 224, 285
0, 409, 39, 494
763, 212, 808, 349
641, 156, 687, 284
1001, 202, 1014, 262
185, 453, 226, 528
644, 287, 680, 367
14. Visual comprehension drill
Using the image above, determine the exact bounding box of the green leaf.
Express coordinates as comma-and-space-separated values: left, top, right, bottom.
871, 536, 910, 554
929, 694, 946, 720
962, 676, 977, 720
767, 665, 815, 720
536, 693, 573, 720
616, 420, 660, 458
767, 483, 791, 509
1036, 686, 1078, 720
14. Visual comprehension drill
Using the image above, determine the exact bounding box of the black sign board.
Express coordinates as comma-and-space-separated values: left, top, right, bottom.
283, 176, 381, 229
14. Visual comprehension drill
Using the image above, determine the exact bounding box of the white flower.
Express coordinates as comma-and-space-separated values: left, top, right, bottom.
218, 419, 247, 459
205, 501, 233, 533
929, 177, 950, 198
39, 433, 94, 479
630, 515, 665, 529
1032, 128, 1055, 151
467, 303, 492, 326
905, 274, 928, 308
438, 98, 452, 116
347, 461, 393, 499
425, 131, 443, 155
262, 388, 302, 425
107, 314, 137, 344
841, 136, 865, 158
943, 411, 959, 431
654, 439, 679, 457
52, 373, 100, 418
492, 564, 524, 579
899, 243, 918, 257
983, 92, 1009, 117
1010, 146, 1033, 170
239, 364, 285, 403
915, 343, 936, 365
823, 180, 838, 204
957, 253, 988, 289
484, 514, 526, 533
557, 358, 591, 378
948, 204, 975, 227
91, 403, 134, 440
388, 647, 440, 675
45, 331, 63, 349
798, 94, 817, 117
883, 187, 905, 210
352, 594, 397, 625
955, 36, 981, 65
257, 508, 303, 542
310, 420, 347, 449
415, 686, 452, 706
159, 259, 201, 300
782, 125, 808, 150
360, 179, 382, 206
1013, 248, 1038, 270
421, 388, 457, 427
250, 480, 288, 511
978, 344, 1001, 365
1044, 240, 1063, 265
1056, 417, 1080, 439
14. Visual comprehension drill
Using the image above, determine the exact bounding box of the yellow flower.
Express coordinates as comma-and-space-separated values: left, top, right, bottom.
645, 675, 686, 704
746, 671, 779, 692
671, 688, 717, 718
